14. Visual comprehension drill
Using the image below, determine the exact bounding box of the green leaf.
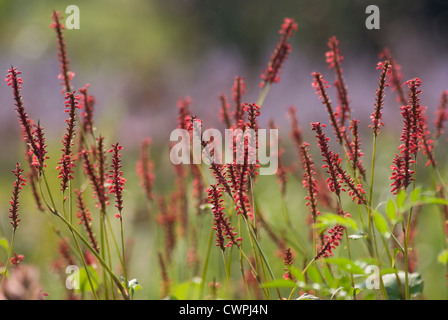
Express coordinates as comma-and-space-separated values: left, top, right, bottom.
306, 264, 322, 285
410, 186, 422, 204
396, 190, 406, 211
322, 264, 335, 288
382, 272, 423, 300
172, 279, 202, 299
317, 212, 358, 230
287, 266, 305, 283
418, 197, 448, 206
260, 279, 296, 289
386, 199, 398, 223
76, 266, 100, 293
325, 258, 364, 275
381, 268, 399, 276
438, 249, 448, 265
373, 211, 390, 237
0, 237, 9, 253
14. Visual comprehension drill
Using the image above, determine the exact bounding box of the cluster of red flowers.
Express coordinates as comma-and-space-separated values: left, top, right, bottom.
390, 78, 424, 194
207, 185, 241, 250
314, 225, 345, 259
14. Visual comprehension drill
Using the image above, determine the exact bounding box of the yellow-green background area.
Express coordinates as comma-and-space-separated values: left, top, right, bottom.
0, 0, 447, 299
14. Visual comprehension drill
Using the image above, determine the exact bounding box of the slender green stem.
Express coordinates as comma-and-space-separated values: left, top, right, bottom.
0, 232, 16, 289
53, 210, 129, 300
119, 215, 128, 289
200, 227, 214, 299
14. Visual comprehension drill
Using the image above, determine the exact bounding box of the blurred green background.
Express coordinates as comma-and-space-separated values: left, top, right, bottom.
0, 0, 447, 299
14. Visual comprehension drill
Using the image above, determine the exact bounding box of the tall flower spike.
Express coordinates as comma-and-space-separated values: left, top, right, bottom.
259, 18, 298, 88
32, 121, 49, 170
75, 189, 100, 254
406, 78, 424, 155
370, 60, 391, 135
312, 72, 344, 144
6, 67, 41, 166
232, 76, 246, 125
9, 163, 27, 232
282, 248, 294, 280
136, 138, 155, 200
434, 90, 448, 140
79, 84, 96, 136
158, 252, 171, 298
57, 91, 79, 192
81, 149, 109, 212
326, 36, 351, 127
270, 119, 287, 197
157, 195, 177, 262
51, 11, 74, 93
379, 48, 406, 106
207, 185, 242, 250
219, 94, 232, 129
312, 122, 341, 197
390, 105, 415, 194
300, 142, 321, 221
107, 143, 127, 218
348, 119, 366, 179
288, 106, 303, 151
177, 96, 192, 130
420, 106, 437, 167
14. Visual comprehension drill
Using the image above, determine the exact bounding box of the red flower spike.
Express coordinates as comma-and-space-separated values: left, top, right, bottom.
311, 72, 344, 143
81, 148, 109, 212
136, 138, 155, 201
232, 76, 246, 125
390, 105, 416, 194
107, 143, 127, 218
326, 36, 351, 127
9, 163, 27, 232
434, 90, 448, 140
282, 248, 294, 280
79, 84, 96, 135
219, 94, 233, 129
348, 119, 366, 179
312, 122, 342, 197
379, 48, 406, 106
57, 91, 79, 192
314, 225, 345, 260
75, 189, 99, 253
300, 142, 321, 220
288, 106, 303, 151
51, 10, 74, 93
259, 18, 298, 88
370, 60, 391, 135
6, 67, 46, 169
207, 185, 242, 251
